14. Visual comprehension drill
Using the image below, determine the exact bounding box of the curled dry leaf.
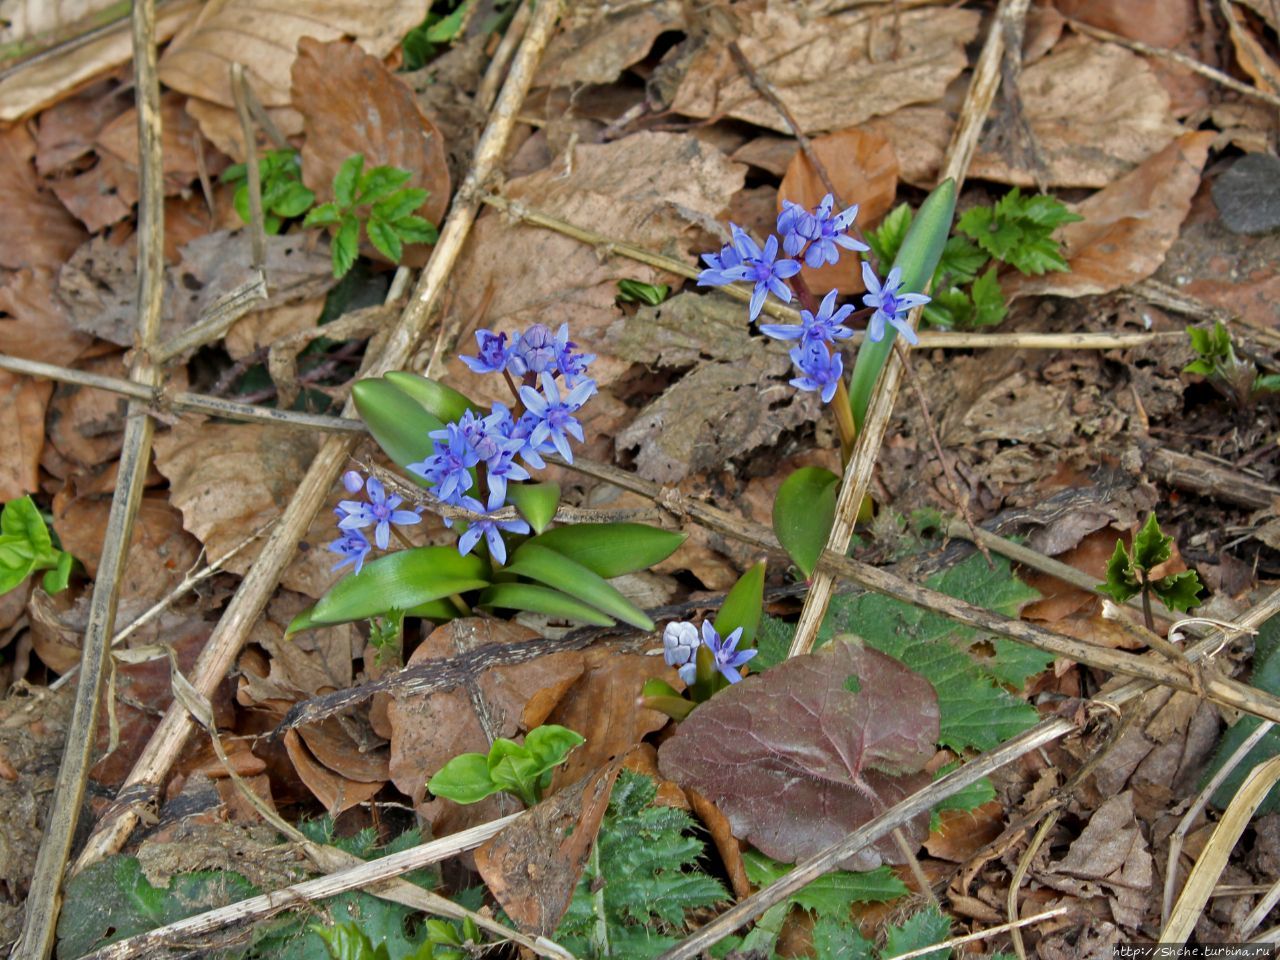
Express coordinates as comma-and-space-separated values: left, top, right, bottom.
658, 639, 940, 870
670, 6, 980, 135
0, 125, 87, 271
475, 758, 623, 935
538, 0, 684, 87
0, 373, 52, 501
156, 0, 429, 108
777, 127, 898, 295
1003, 131, 1215, 299
284, 729, 384, 816
292, 38, 450, 234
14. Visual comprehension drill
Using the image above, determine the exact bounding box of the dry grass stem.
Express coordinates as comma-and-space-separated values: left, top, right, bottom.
884, 906, 1069, 960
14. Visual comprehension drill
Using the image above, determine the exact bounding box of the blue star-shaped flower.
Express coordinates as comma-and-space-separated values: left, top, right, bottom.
759, 288, 855, 343
861, 262, 930, 346
788, 339, 844, 404
700, 621, 756, 684
518, 373, 596, 464
336, 475, 421, 550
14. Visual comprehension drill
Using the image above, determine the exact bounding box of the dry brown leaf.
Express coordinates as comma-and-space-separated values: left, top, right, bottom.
284, 729, 384, 816
387, 619, 585, 834
51, 492, 202, 606
731, 136, 797, 178
778, 127, 898, 295
1222, 0, 1280, 94
225, 297, 326, 361
538, 0, 683, 87
156, 0, 429, 109
969, 39, 1184, 187
164, 184, 243, 262
292, 38, 450, 237
670, 6, 980, 135
860, 106, 953, 188
45, 353, 130, 471
1004, 131, 1215, 299
1054, 0, 1196, 47
0, 269, 93, 367
298, 718, 389, 784
0, 124, 87, 271
475, 759, 622, 935
924, 801, 1005, 863
183, 97, 304, 163
96, 92, 223, 202
0, 372, 51, 501
687, 788, 752, 900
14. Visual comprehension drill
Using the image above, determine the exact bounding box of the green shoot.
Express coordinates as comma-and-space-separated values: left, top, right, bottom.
303, 154, 439, 279
1097, 513, 1203, 631
616, 278, 671, 306
1184, 320, 1280, 407
427, 724, 585, 807
0, 496, 74, 595
219, 149, 315, 235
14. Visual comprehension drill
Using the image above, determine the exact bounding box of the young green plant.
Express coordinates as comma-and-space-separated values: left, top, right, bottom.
0, 496, 74, 596
1184, 320, 1280, 407
427, 724, 585, 807
1098, 513, 1203, 631
219, 148, 315, 235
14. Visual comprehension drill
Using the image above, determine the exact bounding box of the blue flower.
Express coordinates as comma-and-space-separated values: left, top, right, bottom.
341, 469, 364, 494
460, 329, 511, 375
518, 373, 596, 464
336, 476, 421, 550
700, 621, 756, 684
328, 528, 372, 574
789, 339, 844, 404
861, 262, 930, 346
410, 421, 480, 502
552, 323, 595, 385
799, 194, 869, 269
777, 200, 809, 258
696, 237, 746, 287
759, 288, 855, 343
455, 491, 530, 565
724, 227, 801, 322
509, 323, 558, 376
663, 621, 701, 685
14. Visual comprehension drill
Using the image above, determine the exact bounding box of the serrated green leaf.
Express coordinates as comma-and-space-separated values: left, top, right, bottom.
219, 161, 247, 184
391, 214, 438, 245
1183, 358, 1217, 376
523, 523, 685, 579
1004, 234, 1069, 275
934, 235, 988, 285
883, 905, 952, 960
773, 466, 840, 578
1019, 193, 1083, 229
357, 165, 413, 204
1255, 373, 1280, 393
334, 154, 364, 209
351, 377, 444, 472
505, 542, 653, 630
477, 581, 615, 626
742, 851, 908, 916
372, 188, 428, 223
866, 202, 912, 266
300, 546, 489, 628
332, 217, 360, 279
1152, 568, 1203, 612
713, 561, 765, 649
932, 770, 995, 817
969, 266, 1007, 327
274, 181, 316, 218
505, 481, 560, 533
1132, 513, 1173, 572
1098, 538, 1140, 603
304, 202, 343, 227
366, 217, 403, 263
813, 915, 876, 959
382, 370, 480, 424
923, 286, 971, 330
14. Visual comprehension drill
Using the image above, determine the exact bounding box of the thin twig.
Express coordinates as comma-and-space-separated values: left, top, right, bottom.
15, 0, 167, 955
152, 273, 268, 363
884, 906, 1069, 960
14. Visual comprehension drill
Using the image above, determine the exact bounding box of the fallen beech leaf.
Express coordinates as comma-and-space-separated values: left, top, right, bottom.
292, 38, 450, 236
96, 93, 221, 202
183, 97, 304, 163
1054, 0, 1195, 48
1221, 0, 1280, 94
298, 718, 389, 784
670, 6, 980, 135
924, 801, 1005, 863
0, 372, 52, 501
687, 788, 752, 900
659, 639, 939, 870
284, 729, 384, 816
1004, 131, 1215, 299
224, 297, 325, 362
538, 0, 683, 87
0, 125, 86, 271
621, 743, 689, 810
778, 127, 898, 295
157, 0, 429, 108
475, 758, 622, 935
0, 269, 93, 367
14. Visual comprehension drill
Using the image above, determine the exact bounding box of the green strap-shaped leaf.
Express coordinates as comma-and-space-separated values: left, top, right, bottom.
383, 371, 481, 424
713, 560, 765, 649
772, 466, 840, 579
297, 546, 489, 629
351, 378, 444, 474
523, 523, 685, 579
505, 482, 560, 534
505, 543, 653, 630
478, 582, 615, 627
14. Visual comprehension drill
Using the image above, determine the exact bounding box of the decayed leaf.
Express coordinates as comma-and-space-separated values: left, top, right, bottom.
0, 125, 87, 271
45, 354, 131, 471
0, 372, 51, 501
670, 6, 980, 135
658, 639, 939, 870
1221, 0, 1280, 94
612, 293, 820, 483
95, 93, 221, 205
292, 38, 450, 233
778, 127, 898, 295
156, 0, 429, 108
1054, 0, 1195, 48
1004, 131, 1215, 299
224, 297, 326, 362
284, 730, 384, 816
0, 269, 93, 367
475, 759, 622, 935
387, 619, 585, 834
538, 0, 683, 87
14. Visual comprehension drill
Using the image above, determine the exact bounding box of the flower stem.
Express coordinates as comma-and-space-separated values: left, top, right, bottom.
789, 273, 858, 461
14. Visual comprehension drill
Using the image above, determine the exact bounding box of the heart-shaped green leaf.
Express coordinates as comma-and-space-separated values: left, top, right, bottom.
505, 482, 560, 534
523, 523, 685, 579
505, 542, 653, 630
773, 467, 840, 579
352, 378, 443, 474
478, 582, 615, 627
714, 560, 766, 649
295, 546, 489, 630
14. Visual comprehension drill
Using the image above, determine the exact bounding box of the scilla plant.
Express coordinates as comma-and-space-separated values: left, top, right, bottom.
698, 183, 957, 578
289, 323, 686, 637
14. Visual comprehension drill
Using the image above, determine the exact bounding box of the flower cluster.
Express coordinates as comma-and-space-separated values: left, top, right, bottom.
460, 322, 596, 386
697, 193, 930, 402
662, 620, 757, 685
329, 471, 421, 574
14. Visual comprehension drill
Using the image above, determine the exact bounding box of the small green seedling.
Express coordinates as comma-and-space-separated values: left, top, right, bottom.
1184, 320, 1280, 407
0, 496, 74, 595
219, 148, 315, 235
427, 724, 585, 807
303, 154, 439, 279
616, 278, 671, 306
1098, 513, 1203, 631
366, 609, 405, 668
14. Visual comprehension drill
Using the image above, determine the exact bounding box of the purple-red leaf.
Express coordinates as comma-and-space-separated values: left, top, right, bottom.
657, 639, 940, 869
